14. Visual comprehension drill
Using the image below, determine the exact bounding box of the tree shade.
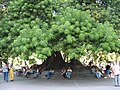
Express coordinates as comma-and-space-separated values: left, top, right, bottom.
0, 0, 120, 63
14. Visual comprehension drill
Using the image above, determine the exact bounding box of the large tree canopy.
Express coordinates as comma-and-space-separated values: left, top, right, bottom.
49, 7, 120, 59
0, 0, 120, 63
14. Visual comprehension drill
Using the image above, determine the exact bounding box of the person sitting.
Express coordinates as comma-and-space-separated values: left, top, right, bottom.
95, 69, 103, 79
15, 69, 23, 77
91, 66, 97, 74
45, 68, 55, 79
33, 68, 42, 79
66, 67, 72, 79
24, 69, 31, 77
61, 68, 66, 79
105, 63, 111, 78
24, 68, 35, 78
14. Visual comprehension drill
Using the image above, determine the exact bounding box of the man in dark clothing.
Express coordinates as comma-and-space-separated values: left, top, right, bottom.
105, 64, 111, 77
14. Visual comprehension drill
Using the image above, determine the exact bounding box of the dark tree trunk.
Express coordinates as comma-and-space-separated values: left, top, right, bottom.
38, 52, 92, 76
37, 52, 95, 79
40, 51, 67, 70
39, 52, 89, 71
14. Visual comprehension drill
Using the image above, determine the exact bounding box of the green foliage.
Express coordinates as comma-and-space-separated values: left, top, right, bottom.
0, 0, 60, 61
0, 1, 2, 3
29, 59, 36, 65
0, 0, 120, 63
74, 0, 120, 35
50, 7, 119, 59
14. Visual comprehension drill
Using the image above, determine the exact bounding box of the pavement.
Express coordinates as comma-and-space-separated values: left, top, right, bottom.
0, 73, 120, 90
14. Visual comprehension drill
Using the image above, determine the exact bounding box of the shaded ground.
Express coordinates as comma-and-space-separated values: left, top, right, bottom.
0, 73, 119, 90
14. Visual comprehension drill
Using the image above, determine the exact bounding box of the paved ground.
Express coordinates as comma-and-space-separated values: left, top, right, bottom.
0, 73, 120, 90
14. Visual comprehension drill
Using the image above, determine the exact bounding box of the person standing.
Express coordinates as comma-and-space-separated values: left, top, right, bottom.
3, 63, 9, 82
9, 65, 14, 81
112, 62, 120, 87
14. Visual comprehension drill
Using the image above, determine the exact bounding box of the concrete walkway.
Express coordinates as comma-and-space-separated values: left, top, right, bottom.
0, 73, 119, 90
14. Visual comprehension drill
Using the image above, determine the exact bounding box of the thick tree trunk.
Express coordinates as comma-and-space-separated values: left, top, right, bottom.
40, 51, 67, 70
39, 52, 92, 76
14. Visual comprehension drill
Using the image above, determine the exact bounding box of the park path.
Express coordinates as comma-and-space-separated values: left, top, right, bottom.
0, 73, 120, 90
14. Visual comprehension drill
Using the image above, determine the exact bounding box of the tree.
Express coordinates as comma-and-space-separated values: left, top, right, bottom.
0, 0, 56, 62
0, 0, 9, 64
49, 7, 120, 60
0, 0, 120, 67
